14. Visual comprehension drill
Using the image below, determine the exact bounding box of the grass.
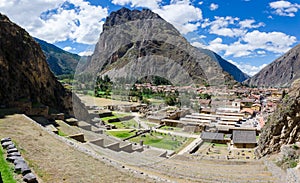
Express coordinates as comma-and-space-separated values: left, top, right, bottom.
58, 129, 67, 137
0, 146, 16, 183
106, 130, 135, 139
109, 119, 138, 129
100, 112, 128, 122
160, 126, 182, 132
130, 132, 191, 151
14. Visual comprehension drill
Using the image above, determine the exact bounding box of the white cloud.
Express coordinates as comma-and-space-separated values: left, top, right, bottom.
197, 15, 297, 58
111, 0, 162, 9
78, 51, 93, 56
209, 3, 219, 11
191, 41, 206, 48
257, 50, 266, 55
63, 46, 74, 51
239, 19, 265, 29
198, 1, 203, 5
112, 0, 203, 35
204, 30, 297, 57
227, 60, 267, 76
269, 0, 300, 17
153, 1, 203, 34
203, 16, 247, 37
0, 0, 108, 44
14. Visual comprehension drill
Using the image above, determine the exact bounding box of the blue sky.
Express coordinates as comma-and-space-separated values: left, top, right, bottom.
0, 0, 299, 76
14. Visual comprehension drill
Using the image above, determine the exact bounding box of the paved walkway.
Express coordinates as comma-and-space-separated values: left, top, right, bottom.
177, 137, 202, 155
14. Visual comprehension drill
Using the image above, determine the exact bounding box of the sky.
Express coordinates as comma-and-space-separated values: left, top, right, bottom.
0, 0, 299, 76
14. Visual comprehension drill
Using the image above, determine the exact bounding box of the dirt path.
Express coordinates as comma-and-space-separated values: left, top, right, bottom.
0, 114, 152, 183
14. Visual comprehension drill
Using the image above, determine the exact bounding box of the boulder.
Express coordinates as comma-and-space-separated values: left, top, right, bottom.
7, 152, 21, 157
15, 162, 29, 172
6, 144, 16, 150
21, 166, 31, 176
6, 156, 24, 163
23, 173, 37, 183
1, 141, 13, 148
0, 137, 11, 144
14, 159, 26, 165
7, 148, 18, 154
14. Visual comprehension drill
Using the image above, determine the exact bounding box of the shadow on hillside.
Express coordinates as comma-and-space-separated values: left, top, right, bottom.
0, 108, 22, 119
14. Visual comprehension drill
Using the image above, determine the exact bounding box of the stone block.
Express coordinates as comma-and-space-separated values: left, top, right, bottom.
120, 143, 134, 153
7, 148, 18, 154
106, 142, 121, 151
2, 141, 13, 148
1, 137, 11, 144
7, 152, 21, 157
90, 139, 105, 147
23, 173, 37, 183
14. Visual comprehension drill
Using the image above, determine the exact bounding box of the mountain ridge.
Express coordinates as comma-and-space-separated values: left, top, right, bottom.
81, 8, 248, 85
244, 43, 300, 87
34, 38, 80, 76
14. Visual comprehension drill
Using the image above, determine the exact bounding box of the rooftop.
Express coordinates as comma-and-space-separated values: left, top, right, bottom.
232, 130, 256, 144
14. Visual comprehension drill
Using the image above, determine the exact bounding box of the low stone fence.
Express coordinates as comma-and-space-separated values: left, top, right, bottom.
1, 137, 38, 183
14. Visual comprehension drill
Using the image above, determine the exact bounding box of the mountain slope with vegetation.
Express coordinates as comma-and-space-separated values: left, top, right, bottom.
34, 38, 80, 76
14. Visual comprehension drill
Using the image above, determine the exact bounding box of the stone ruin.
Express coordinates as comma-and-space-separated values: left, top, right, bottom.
1, 137, 38, 183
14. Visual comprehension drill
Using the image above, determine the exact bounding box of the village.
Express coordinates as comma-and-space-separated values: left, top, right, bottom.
0, 80, 288, 182
1, 80, 286, 166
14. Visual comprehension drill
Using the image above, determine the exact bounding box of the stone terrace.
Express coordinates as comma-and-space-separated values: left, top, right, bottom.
141, 155, 280, 182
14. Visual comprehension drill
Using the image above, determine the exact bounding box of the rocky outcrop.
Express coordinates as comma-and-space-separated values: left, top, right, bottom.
80, 8, 247, 87
34, 38, 80, 76
0, 13, 73, 115
256, 79, 300, 157
245, 44, 300, 87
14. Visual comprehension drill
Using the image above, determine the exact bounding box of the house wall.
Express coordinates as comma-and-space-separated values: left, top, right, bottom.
234, 143, 256, 148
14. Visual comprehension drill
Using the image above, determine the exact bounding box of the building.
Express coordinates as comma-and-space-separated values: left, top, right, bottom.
232, 130, 256, 148
201, 132, 226, 144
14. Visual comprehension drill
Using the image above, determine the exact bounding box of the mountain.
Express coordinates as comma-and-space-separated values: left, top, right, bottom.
80, 8, 248, 87
244, 44, 300, 87
199, 49, 249, 82
0, 13, 73, 114
34, 38, 80, 76
256, 79, 300, 157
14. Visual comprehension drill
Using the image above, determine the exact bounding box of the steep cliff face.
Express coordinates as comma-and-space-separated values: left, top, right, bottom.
256, 79, 300, 157
81, 8, 247, 86
0, 13, 73, 114
245, 44, 300, 87
35, 38, 80, 76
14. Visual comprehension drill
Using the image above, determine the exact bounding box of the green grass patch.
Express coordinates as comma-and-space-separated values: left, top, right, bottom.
160, 126, 182, 132
109, 119, 138, 129
100, 112, 129, 122
57, 129, 67, 137
130, 132, 191, 151
0, 146, 16, 183
106, 130, 136, 139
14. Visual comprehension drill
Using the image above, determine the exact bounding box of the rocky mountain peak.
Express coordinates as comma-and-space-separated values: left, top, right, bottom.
103, 7, 162, 31
244, 43, 300, 87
